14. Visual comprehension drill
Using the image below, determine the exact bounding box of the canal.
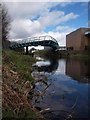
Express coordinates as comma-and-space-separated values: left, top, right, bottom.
31, 54, 89, 120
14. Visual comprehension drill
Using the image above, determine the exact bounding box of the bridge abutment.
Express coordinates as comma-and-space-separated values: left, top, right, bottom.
26, 46, 28, 55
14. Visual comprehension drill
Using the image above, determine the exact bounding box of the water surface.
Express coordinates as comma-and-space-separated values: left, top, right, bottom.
32, 56, 89, 119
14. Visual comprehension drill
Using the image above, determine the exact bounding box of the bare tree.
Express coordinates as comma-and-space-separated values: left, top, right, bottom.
2, 4, 11, 48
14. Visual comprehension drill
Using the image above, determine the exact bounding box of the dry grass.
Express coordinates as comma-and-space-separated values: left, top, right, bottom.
2, 65, 37, 119
2, 50, 43, 119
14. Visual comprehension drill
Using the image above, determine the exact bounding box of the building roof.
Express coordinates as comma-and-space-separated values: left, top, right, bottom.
66, 28, 90, 36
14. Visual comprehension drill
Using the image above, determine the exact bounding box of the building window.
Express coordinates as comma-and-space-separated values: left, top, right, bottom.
84, 46, 88, 51
67, 47, 73, 51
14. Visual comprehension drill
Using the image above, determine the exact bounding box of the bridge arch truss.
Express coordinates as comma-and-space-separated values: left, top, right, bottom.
9, 35, 59, 51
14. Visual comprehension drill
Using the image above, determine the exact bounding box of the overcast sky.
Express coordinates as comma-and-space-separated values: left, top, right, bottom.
5, 1, 88, 46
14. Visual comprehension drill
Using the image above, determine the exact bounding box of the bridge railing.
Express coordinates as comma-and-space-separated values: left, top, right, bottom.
11, 35, 58, 45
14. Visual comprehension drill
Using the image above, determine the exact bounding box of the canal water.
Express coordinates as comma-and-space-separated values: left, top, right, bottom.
31, 55, 89, 120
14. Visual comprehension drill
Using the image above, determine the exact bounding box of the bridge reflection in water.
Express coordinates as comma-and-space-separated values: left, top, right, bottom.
33, 56, 89, 84
33, 59, 59, 73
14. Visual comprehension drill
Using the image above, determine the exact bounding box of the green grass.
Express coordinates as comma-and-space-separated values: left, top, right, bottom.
3, 49, 37, 84
2, 108, 37, 120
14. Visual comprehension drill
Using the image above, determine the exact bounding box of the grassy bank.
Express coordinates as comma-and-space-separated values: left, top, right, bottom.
64, 51, 89, 60
2, 49, 41, 119
3, 49, 37, 84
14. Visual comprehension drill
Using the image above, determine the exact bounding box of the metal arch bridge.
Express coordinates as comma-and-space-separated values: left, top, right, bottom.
9, 35, 59, 51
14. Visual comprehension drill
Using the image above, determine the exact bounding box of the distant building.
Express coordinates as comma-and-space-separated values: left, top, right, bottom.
44, 46, 52, 50
66, 28, 90, 51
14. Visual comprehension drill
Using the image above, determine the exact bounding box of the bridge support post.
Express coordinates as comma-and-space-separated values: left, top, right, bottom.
26, 46, 28, 55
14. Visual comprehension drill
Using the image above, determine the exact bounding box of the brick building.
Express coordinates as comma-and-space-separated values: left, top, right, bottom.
66, 28, 90, 51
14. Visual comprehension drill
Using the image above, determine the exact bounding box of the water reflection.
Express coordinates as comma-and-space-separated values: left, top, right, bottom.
66, 59, 89, 83
33, 58, 59, 73
32, 55, 89, 119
